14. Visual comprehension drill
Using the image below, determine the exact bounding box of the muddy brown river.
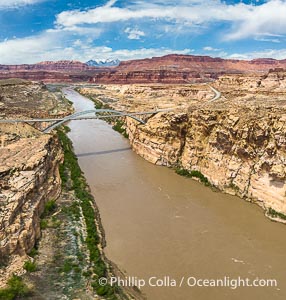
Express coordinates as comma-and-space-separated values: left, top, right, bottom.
65, 88, 286, 300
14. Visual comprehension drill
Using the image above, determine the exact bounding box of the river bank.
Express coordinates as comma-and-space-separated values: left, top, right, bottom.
1, 125, 140, 300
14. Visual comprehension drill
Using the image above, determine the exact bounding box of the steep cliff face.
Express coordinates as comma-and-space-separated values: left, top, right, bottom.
0, 128, 63, 285
127, 106, 286, 220
215, 70, 286, 92
127, 112, 188, 165
89, 70, 213, 84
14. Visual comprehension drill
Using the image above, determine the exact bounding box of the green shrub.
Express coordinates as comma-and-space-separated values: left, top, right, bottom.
40, 219, 48, 230
175, 168, 210, 186
189, 170, 210, 186
23, 260, 37, 272
0, 275, 31, 299
59, 164, 68, 186
175, 168, 191, 177
63, 125, 71, 133
28, 247, 38, 258
43, 199, 57, 216
94, 100, 103, 109
60, 259, 73, 273
96, 285, 109, 296
268, 208, 286, 220
82, 270, 92, 277
112, 120, 128, 138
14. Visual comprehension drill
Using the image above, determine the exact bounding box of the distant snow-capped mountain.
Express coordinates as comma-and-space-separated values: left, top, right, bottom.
86, 59, 120, 67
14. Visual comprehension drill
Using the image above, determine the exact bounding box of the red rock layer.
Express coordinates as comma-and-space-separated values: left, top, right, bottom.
0, 55, 286, 83
89, 55, 286, 84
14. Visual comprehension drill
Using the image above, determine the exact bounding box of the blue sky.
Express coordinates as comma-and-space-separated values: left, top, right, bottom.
0, 0, 286, 64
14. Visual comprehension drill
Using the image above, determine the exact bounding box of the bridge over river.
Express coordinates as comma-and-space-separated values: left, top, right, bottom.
0, 108, 173, 133
0, 84, 221, 135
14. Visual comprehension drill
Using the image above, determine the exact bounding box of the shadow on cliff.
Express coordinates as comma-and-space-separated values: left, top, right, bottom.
76, 147, 131, 157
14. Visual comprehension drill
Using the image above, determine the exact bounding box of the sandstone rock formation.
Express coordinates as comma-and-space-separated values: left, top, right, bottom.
126, 106, 286, 221
117, 55, 286, 72
0, 79, 69, 286
0, 128, 62, 285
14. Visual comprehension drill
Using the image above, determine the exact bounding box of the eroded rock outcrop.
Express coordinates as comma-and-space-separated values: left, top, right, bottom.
0, 127, 62, 286
0, 79, 68, 286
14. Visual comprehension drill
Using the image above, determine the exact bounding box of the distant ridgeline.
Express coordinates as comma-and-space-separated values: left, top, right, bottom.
0, 55, 286, 83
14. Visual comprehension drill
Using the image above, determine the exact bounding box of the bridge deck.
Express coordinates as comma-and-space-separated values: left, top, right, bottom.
0, 108, 174, 133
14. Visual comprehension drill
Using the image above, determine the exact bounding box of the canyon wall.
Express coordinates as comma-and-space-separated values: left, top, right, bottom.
126, 106, 286, 220
0, 80, 68, 285
89, 70, 216, 84
0, 126, 63, 284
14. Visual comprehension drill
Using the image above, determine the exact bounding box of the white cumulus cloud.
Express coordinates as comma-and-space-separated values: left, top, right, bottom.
203, 46, 220, 51
0, 0, 44, 9
228, 48, 286, 60
124, 27, 145, 40
225, 0, 286, 40
54, 0, 286, 42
